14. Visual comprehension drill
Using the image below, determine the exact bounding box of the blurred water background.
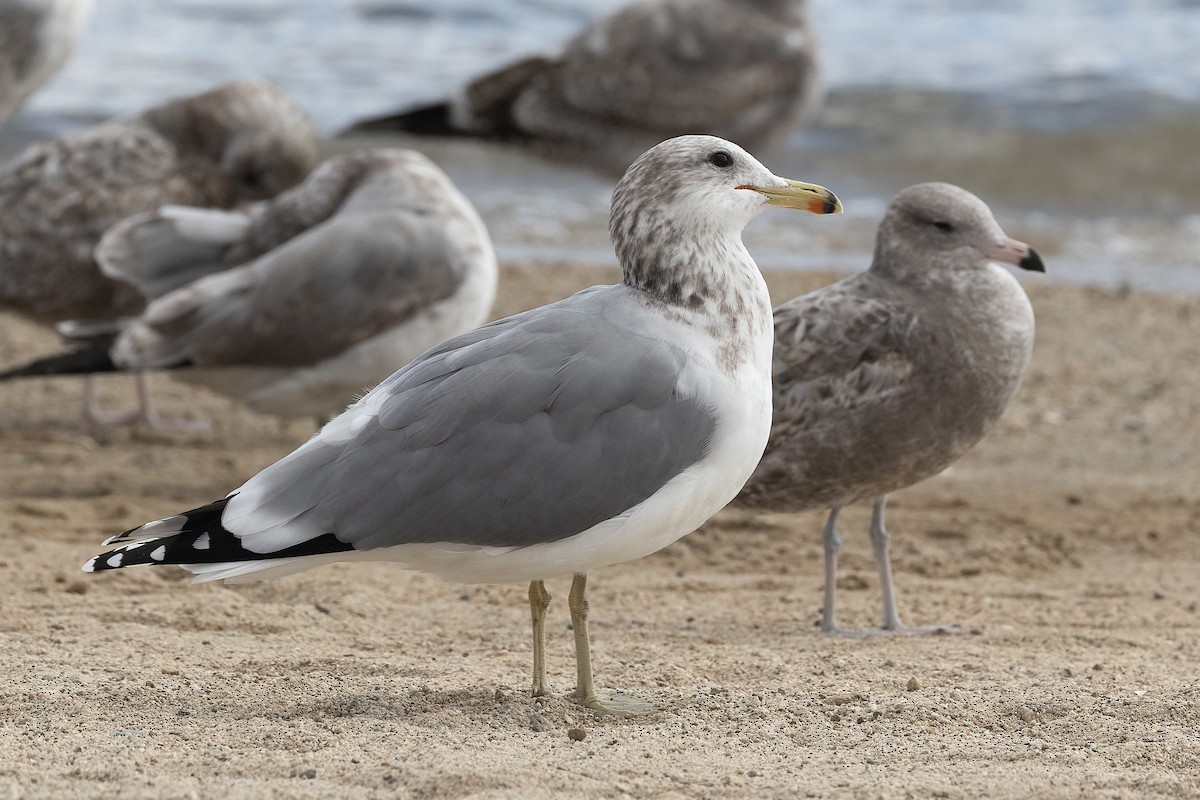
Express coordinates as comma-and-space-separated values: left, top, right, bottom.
4, 0, 1199, 292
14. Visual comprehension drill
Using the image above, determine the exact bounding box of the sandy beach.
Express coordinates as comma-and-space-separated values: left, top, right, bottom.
1, 262, 1197, 799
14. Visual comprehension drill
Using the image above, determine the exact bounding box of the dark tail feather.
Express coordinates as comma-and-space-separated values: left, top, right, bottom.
84, 496, 354, 572
0, 347, 117, 380
340, 101, 463, 136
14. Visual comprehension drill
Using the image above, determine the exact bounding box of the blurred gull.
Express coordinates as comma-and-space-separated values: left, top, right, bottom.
738, 182, 1044, 635
0, 148, 498, 421
0, 80, 320, 425
0, 0, 94, 123
82, 135, 842, 713
345, 0, 822, 170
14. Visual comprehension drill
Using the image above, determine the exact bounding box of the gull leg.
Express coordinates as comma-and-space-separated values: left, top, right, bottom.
568, 572, 653, 716
81, 373, 207, 431
81, 374, 140, 427
133, 372, 209, 432
869, 495, 958, 636
870, 496, 904, 630
820, 506, 845, 634
528, 579, 551, 698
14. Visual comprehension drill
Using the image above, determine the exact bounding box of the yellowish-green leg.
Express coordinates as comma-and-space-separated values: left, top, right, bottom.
568, 572, 654, 715
528, 579, 552, 697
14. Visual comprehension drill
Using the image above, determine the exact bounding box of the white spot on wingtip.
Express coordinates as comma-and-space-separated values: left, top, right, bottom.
194, 533, 210, 550
82, 557, 96, 573
106, 553, 123, 568
150, 545, 166, 562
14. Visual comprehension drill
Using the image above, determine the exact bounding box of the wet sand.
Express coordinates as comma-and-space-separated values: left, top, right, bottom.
1, 262, 1198, 799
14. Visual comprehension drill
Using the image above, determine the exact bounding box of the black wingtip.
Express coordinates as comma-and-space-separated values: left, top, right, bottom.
1019, 247, 1046, 273
83, 496, 356, 574
0, 347, 117, 381
339, 101, 459, 137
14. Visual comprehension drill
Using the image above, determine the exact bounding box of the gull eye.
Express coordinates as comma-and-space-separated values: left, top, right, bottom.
708, 151, 733, 169
932, 220, 954, 232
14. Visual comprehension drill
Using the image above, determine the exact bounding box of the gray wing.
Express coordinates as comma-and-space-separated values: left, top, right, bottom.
112, 209, 468, 369
95, 206, 252, 300
222, 294, 717, 552
769, 274, 917, 438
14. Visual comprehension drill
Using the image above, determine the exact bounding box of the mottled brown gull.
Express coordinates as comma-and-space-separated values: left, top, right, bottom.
82, 135, 842, 714
0, 80, 320, 425
345, 0, 821, 170
0, 0, 93, 123
0, 148, 498, 421
738, 182, 1044, 636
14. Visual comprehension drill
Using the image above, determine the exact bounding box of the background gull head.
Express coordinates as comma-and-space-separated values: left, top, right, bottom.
139, 79, 321, 202
873, 182, 1046, 282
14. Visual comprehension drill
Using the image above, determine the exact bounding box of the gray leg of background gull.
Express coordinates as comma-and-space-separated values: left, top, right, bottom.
820, 506, 844, 634
869, 495, 959, 635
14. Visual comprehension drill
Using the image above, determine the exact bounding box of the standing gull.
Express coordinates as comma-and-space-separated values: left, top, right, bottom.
0, 0, 94, 123
0, 148, 498, 421
0, 80, 320, 425
345, 0, 821, 170
82, 135, 842, 713
738, 182, 1043, 635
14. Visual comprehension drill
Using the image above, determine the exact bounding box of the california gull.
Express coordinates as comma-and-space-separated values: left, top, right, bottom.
83, 135, 842, 713
0, 0, 94, 123
0, 80, 320, 425
345, 0, 821, 170
738, 182, 1043, 635
0, 148, 497, 421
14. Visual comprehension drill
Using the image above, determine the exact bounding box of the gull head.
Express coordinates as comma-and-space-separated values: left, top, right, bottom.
610, 135, 840, 273
610, 135, 840, 316
213, 81, 322, 200
145, 80, 321, 202
875, 182, 1045, 278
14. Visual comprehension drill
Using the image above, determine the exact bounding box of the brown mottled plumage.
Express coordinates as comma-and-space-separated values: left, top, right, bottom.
346, 0, 821, 170
0, 79, 320, 326
738, 182, 1044, 635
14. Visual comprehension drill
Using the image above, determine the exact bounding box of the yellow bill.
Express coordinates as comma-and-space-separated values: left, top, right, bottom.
739, 177, 843, 215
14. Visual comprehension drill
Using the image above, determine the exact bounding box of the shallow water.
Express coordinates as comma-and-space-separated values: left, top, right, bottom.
6, 0, 1200, 293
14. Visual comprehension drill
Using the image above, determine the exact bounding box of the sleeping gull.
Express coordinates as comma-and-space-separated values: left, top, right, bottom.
738, 182, 1044, 635
345, 0, 821, 170
82, 135, 842, 713
0, 148, 498, 421
0, 0, 94, 123
0, 79, 320, 425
